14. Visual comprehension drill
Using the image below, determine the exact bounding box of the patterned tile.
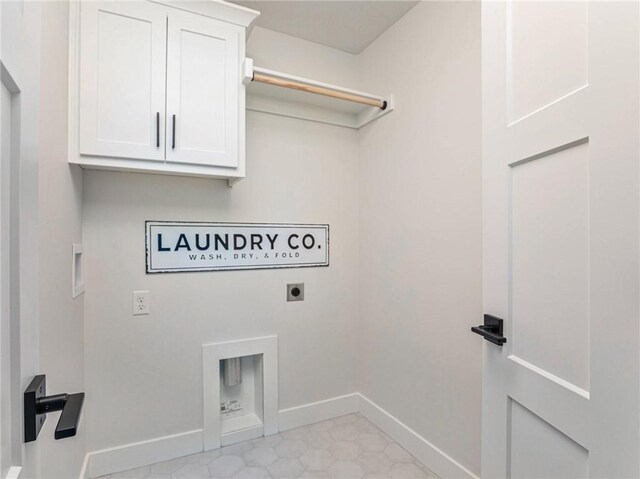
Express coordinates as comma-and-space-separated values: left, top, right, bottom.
267, 457, 304, 478
329, 424, 360, 442
232, 466, 270, 478
300, 448, 335, 471
98, 416, 439, 479
220, 442, 253, 456
389, 462, 429, 479
308, 419, 335, 432
333, 414, 359, 425
242, 447, 278, 467
329, 440, 361, 461
149, 458, 186, 475
357, 452, 394, 474
109, 466, 151, 479
186, 450, 222, 465
251, 434, 283, 447
383, 443, 414, 463
300, 471, 332, 479
282, 426, 309, 440
304, 431, 334, 449
274, 438, 308, 458
354, 418, 381, 435
328, 460, 365, 479
355, 434, 388, 452
171, 463, 210, 478
208, 455, 245, 478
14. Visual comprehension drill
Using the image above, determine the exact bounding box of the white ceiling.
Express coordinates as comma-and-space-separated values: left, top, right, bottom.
229, 0, 419, 54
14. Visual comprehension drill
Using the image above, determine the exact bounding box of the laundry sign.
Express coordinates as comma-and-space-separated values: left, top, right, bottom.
146, 221, 329, 273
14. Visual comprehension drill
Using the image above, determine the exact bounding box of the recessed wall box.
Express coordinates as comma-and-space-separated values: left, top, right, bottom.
287, 283, 304, 302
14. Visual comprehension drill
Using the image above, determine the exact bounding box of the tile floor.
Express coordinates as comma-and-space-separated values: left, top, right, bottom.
99, 413, 438, 479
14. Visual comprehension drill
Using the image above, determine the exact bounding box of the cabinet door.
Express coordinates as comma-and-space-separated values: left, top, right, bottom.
79, 1, 167, 161
165, 12, 240, 168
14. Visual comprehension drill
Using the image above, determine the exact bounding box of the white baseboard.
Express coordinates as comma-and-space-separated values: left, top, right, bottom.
357, 394, 478, 479
83, 393, 476, 479
87, 429, 203, 479
5, 467, 21, 479
221, 424, 263, 446
278, 393, 360, 431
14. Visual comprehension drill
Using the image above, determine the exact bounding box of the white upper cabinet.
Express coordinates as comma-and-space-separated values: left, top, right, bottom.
166, 11, 239, 168
70, 1, 259, 182
79, 2, 167, 161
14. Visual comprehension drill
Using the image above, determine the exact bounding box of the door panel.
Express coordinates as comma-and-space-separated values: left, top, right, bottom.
511, 141, 589, 390
79, 1, 166, 160
508, 399, 588, 479
481, 1, 639, 477
165, 11, 240, 167
507, 1, 588, 123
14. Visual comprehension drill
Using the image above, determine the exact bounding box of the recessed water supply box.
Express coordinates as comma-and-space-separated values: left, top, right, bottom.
219, 355, 264, 441
203, 336, 278, 450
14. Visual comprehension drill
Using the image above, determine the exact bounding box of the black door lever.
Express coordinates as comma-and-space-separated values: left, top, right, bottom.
471, 314, 507, 346
24, 375, 85, 442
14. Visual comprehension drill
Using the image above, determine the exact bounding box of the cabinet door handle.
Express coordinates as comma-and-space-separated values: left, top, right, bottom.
156, 112, 160, 148
172, 114, 176, 149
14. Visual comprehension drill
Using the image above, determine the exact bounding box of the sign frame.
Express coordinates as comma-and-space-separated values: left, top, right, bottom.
145, 221, 330, 274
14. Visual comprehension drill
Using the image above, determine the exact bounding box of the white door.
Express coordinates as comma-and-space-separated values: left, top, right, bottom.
0, 78, 12, 479
79, 1, 167, 161
1, 71, 22, 479
165, 10, 240, 168
481, 2, 639, 477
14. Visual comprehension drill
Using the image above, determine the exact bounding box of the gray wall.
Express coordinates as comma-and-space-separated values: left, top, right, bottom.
38, 1, 86, 477
357, 2, 483, 475
82, 28, 361, 452
81, 4, 483, 476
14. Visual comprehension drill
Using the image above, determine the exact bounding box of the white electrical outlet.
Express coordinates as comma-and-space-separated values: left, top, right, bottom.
132, 290, 150, 316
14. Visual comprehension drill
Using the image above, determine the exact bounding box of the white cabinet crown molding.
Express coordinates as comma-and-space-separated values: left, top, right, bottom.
149, 0, 259, 28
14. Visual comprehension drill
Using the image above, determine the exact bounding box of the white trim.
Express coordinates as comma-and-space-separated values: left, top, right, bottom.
82, 393, 476, 479
87, 429, 203, 479
4, 467, 21, 479
69, 154, 245, 181
508, 354, 590, 400
357, 394, 478, 479
221, 423, 263, 447
278, 393, 359, 432
71, 243, 84, 298
149, 0, 259, 28
202, 336, 278, 451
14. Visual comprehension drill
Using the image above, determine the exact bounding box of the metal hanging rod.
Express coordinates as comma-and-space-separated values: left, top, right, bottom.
244, 60, 388, 110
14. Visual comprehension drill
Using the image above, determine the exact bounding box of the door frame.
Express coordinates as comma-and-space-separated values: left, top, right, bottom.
0, 59, 23, 479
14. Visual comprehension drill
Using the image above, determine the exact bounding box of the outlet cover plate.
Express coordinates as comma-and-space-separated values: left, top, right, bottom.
133, 290, 150, 315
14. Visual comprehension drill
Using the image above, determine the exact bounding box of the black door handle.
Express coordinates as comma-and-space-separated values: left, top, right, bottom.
471, 314, 507, 346
172, 114, 176, 149
156, 112, 160, 148
24, 375, 85, 442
